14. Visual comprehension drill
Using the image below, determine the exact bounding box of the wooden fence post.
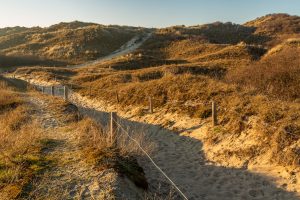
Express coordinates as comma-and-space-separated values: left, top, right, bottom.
110, 112, 117, 145
212, 101, 218, 126
64, 86, 68, 101
51, 86, 54, 96
149, 97, 153, 113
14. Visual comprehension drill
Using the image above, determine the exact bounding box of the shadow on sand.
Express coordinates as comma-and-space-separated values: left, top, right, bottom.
1, 76, 299, 199
2, 76, 300, 200
78, 106, 300, 200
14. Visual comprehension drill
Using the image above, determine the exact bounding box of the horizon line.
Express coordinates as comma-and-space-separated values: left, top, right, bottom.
0, 12, 297, 29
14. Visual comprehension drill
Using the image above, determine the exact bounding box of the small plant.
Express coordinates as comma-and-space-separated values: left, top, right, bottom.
74, 117, 153, 190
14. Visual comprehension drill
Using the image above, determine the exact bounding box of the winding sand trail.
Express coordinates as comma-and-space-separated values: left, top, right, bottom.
69, 32, 152, 69
25, 96, 115, 199
11, 92, 142, 200
69, 93, 300, 200
5, 77, 299, 199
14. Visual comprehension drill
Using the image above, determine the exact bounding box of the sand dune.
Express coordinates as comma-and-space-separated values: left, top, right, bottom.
69, 92, 300, 200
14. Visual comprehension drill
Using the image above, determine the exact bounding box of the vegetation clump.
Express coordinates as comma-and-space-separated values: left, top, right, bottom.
0, 81, 50, 199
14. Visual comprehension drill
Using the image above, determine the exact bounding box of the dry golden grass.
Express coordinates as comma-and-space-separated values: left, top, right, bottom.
14, 74, 300, 169
0, 54, 69, 68
0, 22, 147, 65
0, 89, 22, 111
13, 47, 300, 168
73, 117, 150, 190
15, 66, 77, 82
41, 62, 298, 168
11, 13, 300, 170
227, 46, 300, 100
0, 84, 47, 199
43, 66, 300, 168
245, 13, 300, 35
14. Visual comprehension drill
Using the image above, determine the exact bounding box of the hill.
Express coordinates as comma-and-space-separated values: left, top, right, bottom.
1, 14, 298, 69
245, 13, 300, 47
245, 13, 300, 35
0, 21, 148, 67
4, 13, 300, 198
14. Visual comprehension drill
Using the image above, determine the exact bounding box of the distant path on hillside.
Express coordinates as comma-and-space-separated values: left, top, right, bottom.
70, 32, 152, 69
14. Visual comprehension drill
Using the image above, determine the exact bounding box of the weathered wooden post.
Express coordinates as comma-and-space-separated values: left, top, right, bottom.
212, 101, 218, 126
149, 97, 153, 113
51, 86, 54, 96
110, 112, 117, 145
64, 86, 68, 101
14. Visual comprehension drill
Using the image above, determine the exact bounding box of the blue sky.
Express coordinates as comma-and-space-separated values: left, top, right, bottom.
0, 0, 299, 28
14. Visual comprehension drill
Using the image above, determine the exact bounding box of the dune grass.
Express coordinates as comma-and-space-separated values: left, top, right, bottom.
11, 13, 300, 169
0, 81, 51, 199
73, 117, 150, 190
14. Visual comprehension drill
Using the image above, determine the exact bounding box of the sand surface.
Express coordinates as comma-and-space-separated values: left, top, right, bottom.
69, 92, 300, 200
17, 93, 143, 200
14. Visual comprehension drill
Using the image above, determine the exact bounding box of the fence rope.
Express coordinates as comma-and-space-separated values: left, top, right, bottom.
112, 118, 189, 200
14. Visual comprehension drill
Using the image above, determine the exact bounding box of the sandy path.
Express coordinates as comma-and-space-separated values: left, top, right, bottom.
25, 96, 116, 200
6, 77, 300, 200
113, 118, 299, 200
68, 94, 300, 200
70, 32, 152, 69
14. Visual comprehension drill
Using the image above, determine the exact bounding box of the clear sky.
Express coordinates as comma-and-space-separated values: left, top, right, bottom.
0, 0, 299, 28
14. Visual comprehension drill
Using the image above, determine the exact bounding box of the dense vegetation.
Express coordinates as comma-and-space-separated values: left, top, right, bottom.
0, 21, 147, 66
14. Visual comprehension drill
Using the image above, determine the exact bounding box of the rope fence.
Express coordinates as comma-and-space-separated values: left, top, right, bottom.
112, 117, 189, 200
2, 41, 295, 196
18, 79, 221, 199
30, 83, 218, 127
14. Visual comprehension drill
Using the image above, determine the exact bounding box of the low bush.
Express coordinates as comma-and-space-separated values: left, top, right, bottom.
226, 47, 300, 100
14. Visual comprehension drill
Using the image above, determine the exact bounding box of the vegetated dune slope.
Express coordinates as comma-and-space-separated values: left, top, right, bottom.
11, 13, 300, 197
0, 77, 147, 199
0, 21, 148, 67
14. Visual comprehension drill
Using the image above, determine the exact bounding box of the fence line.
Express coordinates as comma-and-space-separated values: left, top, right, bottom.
112, 117, 189, 200
31, 83, 218, 128
7, 76, 300, 199
31, 82, 192, 199
29, 82, 300, 139
33, 83, 212, 107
